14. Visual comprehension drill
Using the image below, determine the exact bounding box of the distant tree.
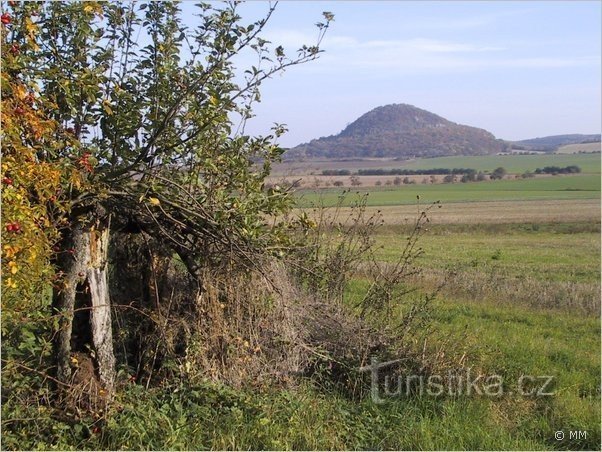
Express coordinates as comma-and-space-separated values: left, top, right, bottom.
461, 169, 477, 183
443, 174, 455, 183
333, 180, 344, 187
476, 172, 487, 182
385, 179, 392, 186
393, 176, 402, 186
375, 180, 382, 186
490, 167, 507, 180
350, 175, 362, 186
402, 177, 411, 184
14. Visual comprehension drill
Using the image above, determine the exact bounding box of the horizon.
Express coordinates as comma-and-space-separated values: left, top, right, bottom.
182, 1, 602, 148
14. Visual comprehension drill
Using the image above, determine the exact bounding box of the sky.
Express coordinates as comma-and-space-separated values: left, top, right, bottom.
187, 1, 602, 147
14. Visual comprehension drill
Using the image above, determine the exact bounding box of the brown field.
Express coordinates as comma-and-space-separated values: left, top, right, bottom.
300, 198, 601, 226
555, 142, 601, 154
271, 158, 412, 176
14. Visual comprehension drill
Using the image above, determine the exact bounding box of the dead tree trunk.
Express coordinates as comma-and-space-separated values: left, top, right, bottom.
53, 215, 116, 400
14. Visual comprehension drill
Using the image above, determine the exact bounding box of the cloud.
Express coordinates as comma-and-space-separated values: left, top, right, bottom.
361, 38, 505, 53
280, 34, 601, 75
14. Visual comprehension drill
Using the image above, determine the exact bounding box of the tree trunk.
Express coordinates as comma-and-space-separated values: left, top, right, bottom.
53, 215, 116, 400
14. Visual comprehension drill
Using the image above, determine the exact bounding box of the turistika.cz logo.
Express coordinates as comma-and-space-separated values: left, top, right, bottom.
359, 357, 555, 404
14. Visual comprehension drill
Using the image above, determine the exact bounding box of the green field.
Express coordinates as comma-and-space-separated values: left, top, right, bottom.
275, 152, 601, 176
387, 153, 601, 174
375, 226, 600, 284
297, 174, 601, 207
291, 167, 600, 449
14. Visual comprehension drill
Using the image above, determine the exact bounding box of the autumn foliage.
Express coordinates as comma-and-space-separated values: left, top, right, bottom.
1, 7, 85, 315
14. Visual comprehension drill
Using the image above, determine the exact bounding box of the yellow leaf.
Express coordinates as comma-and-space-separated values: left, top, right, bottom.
148, 197, 161, 206
8, 261, 19, 274
5, 278, 17, 289
102, 100, 113, 115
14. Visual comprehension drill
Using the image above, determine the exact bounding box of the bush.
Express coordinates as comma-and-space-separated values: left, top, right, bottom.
490, 167, 507, 180
350, 176, 362, 186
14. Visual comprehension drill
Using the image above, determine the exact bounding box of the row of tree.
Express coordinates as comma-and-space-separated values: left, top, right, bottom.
321, 167, 507, 178
534, 165, 581, 175
356, 167, 478, 176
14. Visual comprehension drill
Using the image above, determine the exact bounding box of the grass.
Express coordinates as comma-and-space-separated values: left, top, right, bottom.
299, 199, 600, 227
12, 298, 598, 451
374, 225, 601, 284
397, 153, 601, 174
275, 152, 601, 176
296, 174, 601, 207
364, 223, 600, 315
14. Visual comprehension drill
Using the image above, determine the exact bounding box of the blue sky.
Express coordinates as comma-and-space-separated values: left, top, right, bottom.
189, 1, 602, 147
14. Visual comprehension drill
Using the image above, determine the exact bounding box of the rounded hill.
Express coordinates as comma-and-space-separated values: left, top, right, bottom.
288, 103, 509, 159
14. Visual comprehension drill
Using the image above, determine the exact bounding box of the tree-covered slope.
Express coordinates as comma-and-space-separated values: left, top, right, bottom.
288, 104, 509, 159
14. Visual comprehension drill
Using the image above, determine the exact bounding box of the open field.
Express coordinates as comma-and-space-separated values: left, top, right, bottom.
370, 222, 601, 314
375, 225, 600, 284
296, 174, 601, 207
394, 153, 601, 174
276, 152, 601, 176
288, 166, 601, 448
556, 142, 601, 154
350, 199, 601, 225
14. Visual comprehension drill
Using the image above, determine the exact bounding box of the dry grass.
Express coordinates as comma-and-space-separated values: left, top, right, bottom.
413, 267, 600, 315
271, 158, 412, 176
555, 142, 601, 154
311, 198, 601, 226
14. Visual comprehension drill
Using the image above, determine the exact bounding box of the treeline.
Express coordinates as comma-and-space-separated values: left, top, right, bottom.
356, 168, 476, 176
534, 165, 581, 175
322, 167, 479, 176
322, 165, 581, 178
321, 169, 353, 176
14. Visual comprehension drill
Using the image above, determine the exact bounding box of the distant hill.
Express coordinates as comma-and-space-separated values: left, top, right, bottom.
286, 104, 509, 160
511, 134, 601, 152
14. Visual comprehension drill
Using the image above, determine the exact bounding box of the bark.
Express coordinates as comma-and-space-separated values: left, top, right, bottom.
52, 215, 116, 398
87, 222, 116, 392
175, 246, 205, 294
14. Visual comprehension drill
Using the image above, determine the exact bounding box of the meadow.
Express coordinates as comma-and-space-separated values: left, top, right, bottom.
285, 161, 601, 449
274, 152, 601, 176
391, 153, 601, 174
296, 174, 601, 207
